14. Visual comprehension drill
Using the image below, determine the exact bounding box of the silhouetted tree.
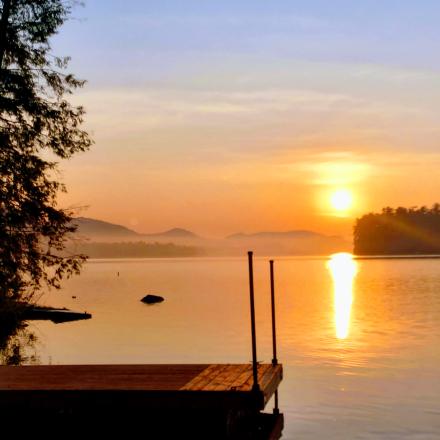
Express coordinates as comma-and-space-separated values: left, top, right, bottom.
0, 317, 38, 365
0, 0, 91, 305
354, 205, 440, 255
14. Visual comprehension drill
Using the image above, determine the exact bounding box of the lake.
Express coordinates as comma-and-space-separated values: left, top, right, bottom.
10, 255, 440, 439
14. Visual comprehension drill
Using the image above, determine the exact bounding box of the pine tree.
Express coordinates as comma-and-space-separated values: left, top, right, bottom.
0, 0, 92, 305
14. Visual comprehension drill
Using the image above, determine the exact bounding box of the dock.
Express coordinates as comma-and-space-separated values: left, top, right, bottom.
0, 363, 283, 438
0, 363, 282, 411
0, 252, 284, 438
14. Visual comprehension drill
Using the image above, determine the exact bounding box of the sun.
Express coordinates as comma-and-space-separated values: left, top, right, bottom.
330, 189, 353, 212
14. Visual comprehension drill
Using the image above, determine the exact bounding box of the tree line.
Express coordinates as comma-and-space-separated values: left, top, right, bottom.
354, 204, 440, 255
76, 242, 201, 259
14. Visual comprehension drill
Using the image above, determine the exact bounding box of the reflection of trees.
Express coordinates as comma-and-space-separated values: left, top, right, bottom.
354, 204, 440, 255
0, 319, 39, 366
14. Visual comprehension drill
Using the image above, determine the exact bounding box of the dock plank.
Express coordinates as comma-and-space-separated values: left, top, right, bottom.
229, 365, 254, 391
0, 363, 282, 412
204, 365, 249, 391
180, 364, 228, 391
235, 364, 271, 391
211, 364, 250, 391
0, 364, 207, 391
259, 365, 278, 389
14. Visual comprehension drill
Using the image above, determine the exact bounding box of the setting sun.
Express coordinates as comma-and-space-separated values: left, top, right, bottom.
330, 189, 353, 212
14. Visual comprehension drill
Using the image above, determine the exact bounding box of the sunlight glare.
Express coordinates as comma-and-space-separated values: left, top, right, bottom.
330, 189, 353, 212
328, 253, 358, 339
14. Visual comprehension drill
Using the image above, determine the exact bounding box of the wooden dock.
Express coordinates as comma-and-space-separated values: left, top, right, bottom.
0, 363, 283, 438
0, 363, 281, 410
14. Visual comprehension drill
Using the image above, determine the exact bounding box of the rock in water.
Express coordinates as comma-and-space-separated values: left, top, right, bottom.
141, 294, 164, 304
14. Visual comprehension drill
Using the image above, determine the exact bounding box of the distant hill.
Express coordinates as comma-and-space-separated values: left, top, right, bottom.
227, 230, 323, 240
73, 217, 139, 239
72, 217, 199, 242
71, 217, 349, 256
224, 229, 350, 255
68, 218, 201, 257
142, 228, 198, 239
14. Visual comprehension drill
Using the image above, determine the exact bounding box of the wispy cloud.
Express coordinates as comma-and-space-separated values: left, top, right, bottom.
120, 12, 327, 32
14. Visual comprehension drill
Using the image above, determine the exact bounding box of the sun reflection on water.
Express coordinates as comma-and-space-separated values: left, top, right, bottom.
328, 253, 358, 339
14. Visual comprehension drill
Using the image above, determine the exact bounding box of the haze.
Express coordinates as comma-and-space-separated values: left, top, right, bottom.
53, 1, 440, 238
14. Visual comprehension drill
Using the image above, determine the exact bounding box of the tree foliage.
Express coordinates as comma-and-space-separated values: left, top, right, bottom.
75, 241, 201, 259
0, 0, 92, 304
354, 204, 440, 255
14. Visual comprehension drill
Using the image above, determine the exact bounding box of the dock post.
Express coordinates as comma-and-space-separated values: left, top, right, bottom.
270, 259, 280, 415
269, 260, 278, 366
248, 251, 260, 392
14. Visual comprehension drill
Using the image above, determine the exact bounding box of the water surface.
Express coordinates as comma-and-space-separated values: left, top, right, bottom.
11, 256, 440, 439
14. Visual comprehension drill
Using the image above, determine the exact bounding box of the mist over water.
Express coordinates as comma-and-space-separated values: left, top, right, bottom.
18, 256, 440, 439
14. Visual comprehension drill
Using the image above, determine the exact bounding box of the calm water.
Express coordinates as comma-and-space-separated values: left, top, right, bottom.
15, 256, 440, 439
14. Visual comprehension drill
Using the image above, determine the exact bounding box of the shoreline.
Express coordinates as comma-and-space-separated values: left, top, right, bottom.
82, 254, 440, 262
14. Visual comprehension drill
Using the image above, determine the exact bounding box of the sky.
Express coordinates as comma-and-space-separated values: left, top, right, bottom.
52, 0, 440, 238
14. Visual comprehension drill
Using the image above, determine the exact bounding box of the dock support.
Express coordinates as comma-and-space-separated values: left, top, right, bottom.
270, 260, 280, 415
248, 251, 260, 392
269, 260, 278, 366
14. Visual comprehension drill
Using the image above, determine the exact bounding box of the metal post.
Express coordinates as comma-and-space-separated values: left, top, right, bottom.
269, 260, 278, 365
274, 390, 280, 416
270, 260, 280, 415
248, 251, 259, 392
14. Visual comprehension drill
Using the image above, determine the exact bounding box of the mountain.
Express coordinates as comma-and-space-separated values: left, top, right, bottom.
142, 228, 198, 239
72, 217, 199, 242
73, 217, 140, 240
68, 218, 201, 257
71, 217, 350, 256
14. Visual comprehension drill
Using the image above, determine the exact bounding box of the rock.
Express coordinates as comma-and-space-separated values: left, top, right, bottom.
141, 294, 164, 304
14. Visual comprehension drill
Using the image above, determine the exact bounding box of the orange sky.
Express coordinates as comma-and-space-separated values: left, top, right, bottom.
55, 4, 440, 239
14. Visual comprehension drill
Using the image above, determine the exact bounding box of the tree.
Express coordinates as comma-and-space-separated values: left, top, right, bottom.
0, 0, 92, 305
354, 204, 440, 255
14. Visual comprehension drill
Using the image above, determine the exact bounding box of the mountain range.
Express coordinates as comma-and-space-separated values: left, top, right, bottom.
227, 230, 328, 240
72, 217, 350, 256
73, 217, 197, 241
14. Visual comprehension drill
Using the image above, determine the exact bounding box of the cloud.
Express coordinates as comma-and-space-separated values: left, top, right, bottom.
297, 155, 374, 186
75, 87, 355, 127
68, 57, 440, 175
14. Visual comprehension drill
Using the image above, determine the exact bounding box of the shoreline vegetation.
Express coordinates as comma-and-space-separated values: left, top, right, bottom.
0, 300, 90, 365
73, 249, 440, 261
354, 205, 440, 255
0, 300, 37, 365
73, 241, 202, 259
